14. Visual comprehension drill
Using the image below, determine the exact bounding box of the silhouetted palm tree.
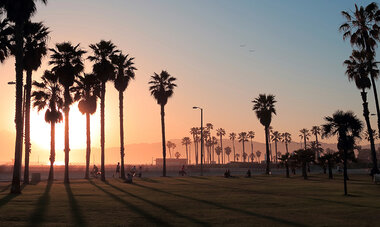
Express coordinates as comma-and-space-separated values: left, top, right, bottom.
0, 0, 48, 194
271, 131, 282, 164
88, 40, 118, 181
256, 150, 261, 163
252, 94, 277, 174
32, 70, 63, 182
216, 128, 225, 163
215, 146, 222, 164
278, 153, 291, 178
224, 146, 232, 162
229, 132, 236, 162
49, 42, 85, 184
311, 126, 321, 158
21, 21, 49, 184
167, 141, 176, 158
344, 49, 379, 174
247, 131, 255, 163
72, 73, 99, 179
211, 136, 218, 163
294, 149, 315, 180
249, 152, 255, 163
238, 132, 248, 162
299, 128, 310, 149
112, 52, 136, 179
281, 132, 291, 154
364, 129, 378, 141
322, 110, 363, 195
340, 2, 380, 138
182, 137, 191, 164
149, 70, 177, 176
235, 153, 240, 162
0, 17, 11, 62
206, 123, 213, 163
190, 127, 199, 164
175, 152, 181, 159
318, 148, 338, 179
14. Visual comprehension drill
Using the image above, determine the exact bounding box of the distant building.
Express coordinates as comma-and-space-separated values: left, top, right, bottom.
156, 158, 187, 167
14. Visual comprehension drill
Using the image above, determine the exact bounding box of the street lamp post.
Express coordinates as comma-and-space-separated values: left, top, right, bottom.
193, 106, 203, 176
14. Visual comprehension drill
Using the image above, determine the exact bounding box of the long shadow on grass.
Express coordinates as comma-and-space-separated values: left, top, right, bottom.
106, 182, 210, 226
88, 180, 169, 226
0, 184, 27, 208
0, 184, 11, 193
133, 183, 308, 227
65, 183, 87, 226
28, 181, 52, 227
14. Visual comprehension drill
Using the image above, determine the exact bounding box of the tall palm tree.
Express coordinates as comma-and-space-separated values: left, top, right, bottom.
49, 42, 85, 184
0, 0, 48, 194
181, 137, 191, 164
311, 126, 321, 158
167, 141, 176, 158
112, 52, 136, 179
344, 49, 379, 174
229, 132, 236, 162
206, 123, 213, 163
0, 17, 11, 62
149, 70, 177, 177
247, 131, 255, 163
270, 131, 282, 164
278, 153, 291, 178
299, 128, 310, 149
211, 136, 218, 163
364, 129, 378, 141
238, 132, 248, 162
72, 73, 99, 179
294, 149, 315, 180
340, 2, 380, 137
322, 110, 363, 195
224, 146, 232, 162
21, 21, 49, 184
31, 70, 63, 182
216, 128, 225, 164
88, 40, 118, 181
215, 146, 222, 164
252, 94, 277, 174
281, 132, 292, 154
190, 127, 199, 164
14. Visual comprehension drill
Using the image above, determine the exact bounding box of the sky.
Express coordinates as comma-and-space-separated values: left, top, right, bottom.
0, 0, 378, 164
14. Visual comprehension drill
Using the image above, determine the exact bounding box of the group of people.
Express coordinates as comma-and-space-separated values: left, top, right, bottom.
90, 163, 143, 183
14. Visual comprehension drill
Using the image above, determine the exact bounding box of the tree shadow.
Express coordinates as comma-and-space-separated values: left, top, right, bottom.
0, 184, 11, 193
139, 177, 160, 183
0, 184, 27, 208
133, 183, 307, 227
106, 182, 210, 226
65, 183, 87, 227
88, 180, 169, 226
28, 181, 52, 227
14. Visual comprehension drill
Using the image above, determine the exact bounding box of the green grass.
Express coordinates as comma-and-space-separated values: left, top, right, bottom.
0, 174, 379, 226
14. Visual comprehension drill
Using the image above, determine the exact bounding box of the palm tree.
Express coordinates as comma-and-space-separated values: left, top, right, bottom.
31, 70, 63, 182
294, 149, 315, 180
215, 146, 222, 164
181, 137, 191, 164
72, 73, 99, 179
112, 52, 136, 179
252, 94, 277, 174
344, 49, 379, 174
322, 110, 363, 195
167, 141, 175, 158
229, 132, 236, 162
340, 2, 380, 138
0, 17, 11, 62
206, 123, 213, 163
21, 21, 49, 184
224, 146, 232, 162
256, 150, 261, 163
235, 153, 240, 162
211, 136, 218, 163
311, 126, 322, 158
0, 0, 48, 194
364, 129, 378, 141
319, 148, 338, 179
49, 42, 85, 184
278, 153, 291, 178
238, 132, 248, 162
299, 128, 310, 149
247, 131, 255, 163
216, 128, 225, 163
249, 152, 255, 163
175, 151, 181, 159
190, 127, 199, 164
270, 131, 282, 164
149, 70, 177, 177
88, 40, 118, 181
281, 132, 292, 154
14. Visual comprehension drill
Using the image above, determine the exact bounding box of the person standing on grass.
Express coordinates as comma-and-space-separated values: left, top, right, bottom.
115, 162, 120, 178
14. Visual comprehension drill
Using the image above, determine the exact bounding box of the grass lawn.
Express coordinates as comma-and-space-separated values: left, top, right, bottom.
0, 174, 379, 226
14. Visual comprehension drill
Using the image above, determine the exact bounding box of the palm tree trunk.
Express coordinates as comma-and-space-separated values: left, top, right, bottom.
100, 82, 106, 181
11, 21, 24, 194
275, 141, 278, 164
64, 88, 70, 184
185, 144, 188, 164
220, 136, 223, 164
233, 140, 235, 162
23, 70, 32, 184
302, 161, 307, 180
48, 122, 55, 182
360, 91, 379, 174
119, 91, 126, 179
328, 160, 333, 179
285, 142, 289, 154
85, 113, 91, 179
285, 162, 289, 178
195, 141, 198, 165
242, 141, 245, 162
315, 134, 319, 159
265, 127, 270, 174
304, 137, 307, 150
160, 104, 167, 177
343, 149, 348, 196
250, 139, 253, 163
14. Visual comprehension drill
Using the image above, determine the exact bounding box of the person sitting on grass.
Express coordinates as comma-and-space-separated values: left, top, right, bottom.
125, 173, 133, 184
224, 169, 231, 178
246, 169, 251, 178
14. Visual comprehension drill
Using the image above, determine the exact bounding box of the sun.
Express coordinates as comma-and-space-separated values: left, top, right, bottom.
30, 103, 100, 163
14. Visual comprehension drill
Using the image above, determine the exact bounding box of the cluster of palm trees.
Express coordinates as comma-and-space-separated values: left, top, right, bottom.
0, 0, 140, 193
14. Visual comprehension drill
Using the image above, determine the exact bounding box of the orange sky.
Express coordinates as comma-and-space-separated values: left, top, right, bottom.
0, 1, 377, 164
